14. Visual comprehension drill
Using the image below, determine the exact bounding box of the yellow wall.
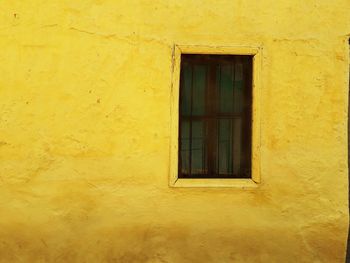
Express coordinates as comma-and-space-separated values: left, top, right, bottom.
0, 1, 350, 262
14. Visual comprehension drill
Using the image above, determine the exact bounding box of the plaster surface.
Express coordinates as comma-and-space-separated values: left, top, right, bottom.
0, 1, 349, 262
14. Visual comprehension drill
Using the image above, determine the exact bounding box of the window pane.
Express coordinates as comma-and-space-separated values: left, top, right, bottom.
218, 65, 234, 114
191, 120, 206, 175
192, 65, 206, 116
232, 118, 242, 175
218, 119, 233, 175
180, 65, 192, 116
234, 62, 243, 114
180, 120, 190, 174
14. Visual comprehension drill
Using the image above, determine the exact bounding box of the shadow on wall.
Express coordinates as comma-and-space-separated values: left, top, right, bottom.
0, 222, 345, 262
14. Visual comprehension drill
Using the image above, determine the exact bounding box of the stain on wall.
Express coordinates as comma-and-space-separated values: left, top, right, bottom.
0, 1, 349, 262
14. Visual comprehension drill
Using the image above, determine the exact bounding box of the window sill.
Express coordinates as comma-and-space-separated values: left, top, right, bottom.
170, 178, 259, 188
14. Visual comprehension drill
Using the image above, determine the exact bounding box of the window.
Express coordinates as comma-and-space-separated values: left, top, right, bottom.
179, 55, 252, 179
169, 45, 261, 187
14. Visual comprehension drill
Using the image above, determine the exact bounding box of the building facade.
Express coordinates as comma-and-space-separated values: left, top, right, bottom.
0, 1, 349, 262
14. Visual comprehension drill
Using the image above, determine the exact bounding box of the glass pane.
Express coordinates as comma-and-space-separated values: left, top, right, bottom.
180, 120, 190, 174
218, 119, 233, 175
233, 118, 242, 175
218, 65, 234, 113
180, 65, 192, 116
192, 65, 206, 116
234, 62, 243, 113
179, 54, 252, 179
191, 120, 206, 175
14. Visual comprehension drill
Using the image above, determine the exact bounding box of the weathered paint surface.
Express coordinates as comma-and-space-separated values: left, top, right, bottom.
0, 1, 349, 262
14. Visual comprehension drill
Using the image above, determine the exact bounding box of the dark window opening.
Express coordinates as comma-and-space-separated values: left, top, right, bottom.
178, 54, 253, 179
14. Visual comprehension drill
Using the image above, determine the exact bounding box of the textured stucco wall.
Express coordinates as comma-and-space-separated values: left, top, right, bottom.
0, 1, 350, 262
